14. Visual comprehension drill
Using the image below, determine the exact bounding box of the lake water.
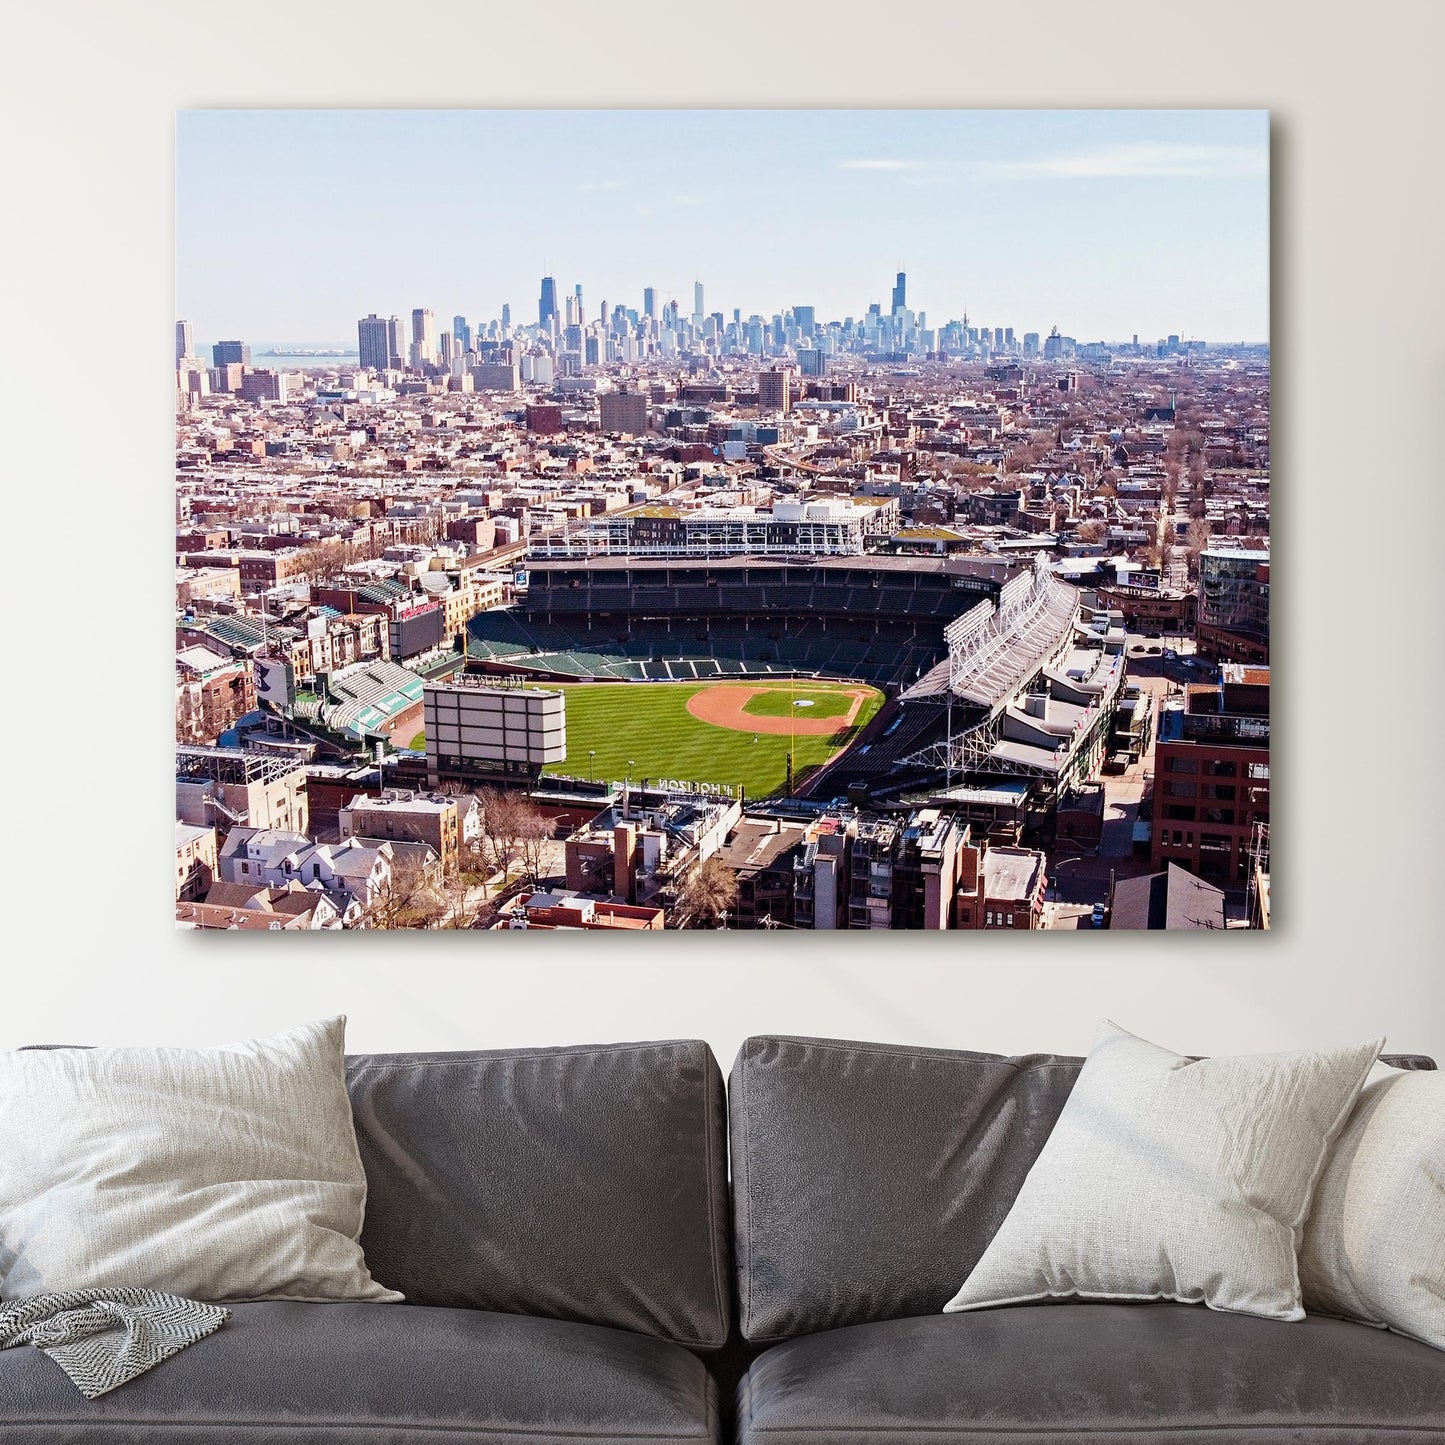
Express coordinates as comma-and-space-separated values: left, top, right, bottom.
189, 342, 360, 372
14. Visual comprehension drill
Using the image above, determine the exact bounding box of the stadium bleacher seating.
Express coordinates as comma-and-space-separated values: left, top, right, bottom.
464, 607, 946, 688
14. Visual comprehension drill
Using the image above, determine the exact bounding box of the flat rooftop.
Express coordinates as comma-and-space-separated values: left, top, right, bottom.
984, 847, 1045, 901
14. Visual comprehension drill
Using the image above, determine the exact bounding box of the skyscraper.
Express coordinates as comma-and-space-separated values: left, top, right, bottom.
411, 309, 437, 366
453, 314, 471, 353
599, 391, 649, 435
386, 315, 406, 369
891, 271, 907, 314
176, 320, 193, 365
693, 282, 704, 323
357, 313, 392, 372
759, 367, 794, 414
212, 340, 250, 368
643, 287, 656, 321
501, 303, 511, 329
794, 305, 816, 339
538, 277, 558, 328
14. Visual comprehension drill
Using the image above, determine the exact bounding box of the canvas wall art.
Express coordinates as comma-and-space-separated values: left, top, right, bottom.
174, 109, 1269, 932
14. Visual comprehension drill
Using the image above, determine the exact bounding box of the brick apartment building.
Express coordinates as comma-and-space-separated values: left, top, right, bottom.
1151, 665, 1270, 887
1097, 582, 1196, 633
176, 645, 256, 744
338, 789, 466, 875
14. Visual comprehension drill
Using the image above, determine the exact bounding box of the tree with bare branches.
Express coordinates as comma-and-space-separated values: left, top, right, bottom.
365, 854, 447, 930
516, 810, 556, 888
1184, 518, 1213, 581
475, 787, 553, 888
672, 855, 739, 930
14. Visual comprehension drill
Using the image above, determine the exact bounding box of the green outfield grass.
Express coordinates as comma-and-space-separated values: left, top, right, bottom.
741, 685, 860, 721
413, 680, 884, 798
551, 681, 882, 796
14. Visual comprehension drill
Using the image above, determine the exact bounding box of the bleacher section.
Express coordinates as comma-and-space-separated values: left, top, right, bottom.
465, 610, 945, 689
804, 696, 956, 797
317, 660, 426, 739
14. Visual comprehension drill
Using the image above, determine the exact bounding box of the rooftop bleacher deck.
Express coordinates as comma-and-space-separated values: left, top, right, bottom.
318, 660, 425, 738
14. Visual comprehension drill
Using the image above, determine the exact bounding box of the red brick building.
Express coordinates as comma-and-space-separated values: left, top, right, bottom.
525, 404, 564, 435
1151, 666, 1270, 887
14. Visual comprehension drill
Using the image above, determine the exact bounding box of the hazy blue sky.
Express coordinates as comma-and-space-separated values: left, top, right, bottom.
176, 110, 1268, 344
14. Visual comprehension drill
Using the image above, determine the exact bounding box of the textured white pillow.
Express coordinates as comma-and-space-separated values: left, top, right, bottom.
944, 1021, 1383, 1322
0, 1017, 402, 1304
1299, 1063, 1444, 1348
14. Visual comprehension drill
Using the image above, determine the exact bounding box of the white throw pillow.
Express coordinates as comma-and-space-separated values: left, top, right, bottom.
1298, 1062, 1444, 1348
0, 1017, 402, 1304
943, 1020, 1383, 1322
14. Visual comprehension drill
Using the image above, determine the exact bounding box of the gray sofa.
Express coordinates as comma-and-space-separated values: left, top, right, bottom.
729, 1035, 1445, 1445
1, 1036, 1441, 1443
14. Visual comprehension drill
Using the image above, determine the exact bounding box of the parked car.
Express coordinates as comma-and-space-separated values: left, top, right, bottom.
1092, 902, 1108, 927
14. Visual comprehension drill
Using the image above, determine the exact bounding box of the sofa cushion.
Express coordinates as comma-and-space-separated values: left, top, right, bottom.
346, 1040, 730, 1347
1, 1301, 720, 1444
730, 1035, 1081, 1342
736, 1304, 1445, 1445
729, 1034, 1436, 1344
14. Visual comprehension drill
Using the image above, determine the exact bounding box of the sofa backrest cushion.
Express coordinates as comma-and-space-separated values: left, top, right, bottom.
729, 1034, 1435, 1343
347, 1039, 730, 1348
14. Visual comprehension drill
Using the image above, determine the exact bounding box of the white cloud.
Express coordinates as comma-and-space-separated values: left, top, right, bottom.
839, 144, 1266, 183
968, 144, 1268, 181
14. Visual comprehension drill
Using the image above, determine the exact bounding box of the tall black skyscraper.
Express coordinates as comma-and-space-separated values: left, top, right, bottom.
891, 271, 907, 314
539, 276, 558, 327
213, 340, 250, 368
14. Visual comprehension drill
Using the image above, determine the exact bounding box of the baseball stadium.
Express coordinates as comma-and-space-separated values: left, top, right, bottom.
454, 552, 1128, 808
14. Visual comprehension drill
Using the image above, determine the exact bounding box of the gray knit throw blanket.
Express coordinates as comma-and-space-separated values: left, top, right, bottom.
0, 1289, 230, 1397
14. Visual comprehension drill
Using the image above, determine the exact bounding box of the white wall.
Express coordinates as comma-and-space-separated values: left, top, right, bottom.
7, 2, 1442, 1064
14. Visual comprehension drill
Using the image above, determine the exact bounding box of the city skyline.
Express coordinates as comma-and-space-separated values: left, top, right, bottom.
176, 110, 1269, 345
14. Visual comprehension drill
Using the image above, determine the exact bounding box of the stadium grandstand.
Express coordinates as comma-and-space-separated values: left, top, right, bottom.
818, 554, 1126, 809
467, 554, 1012, 689
463, 550, 1125, 815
